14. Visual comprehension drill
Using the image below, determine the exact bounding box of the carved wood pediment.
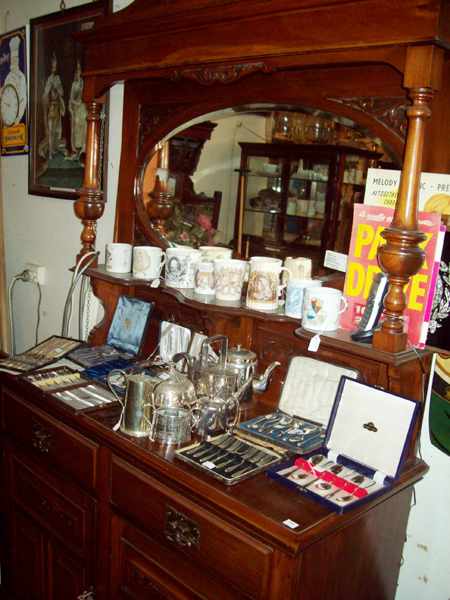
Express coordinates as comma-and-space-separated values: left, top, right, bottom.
327, 96, 409, 140
171, 62, 272, 86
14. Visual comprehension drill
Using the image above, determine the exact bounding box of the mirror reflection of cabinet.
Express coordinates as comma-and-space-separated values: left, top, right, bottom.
235, 143, 380, 263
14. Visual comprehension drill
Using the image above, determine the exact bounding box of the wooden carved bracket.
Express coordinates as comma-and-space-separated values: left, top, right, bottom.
327, 96, 409, 140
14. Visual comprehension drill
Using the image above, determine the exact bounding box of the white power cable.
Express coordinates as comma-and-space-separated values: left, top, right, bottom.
8, 269, 41, 356
61, 252, 99, 338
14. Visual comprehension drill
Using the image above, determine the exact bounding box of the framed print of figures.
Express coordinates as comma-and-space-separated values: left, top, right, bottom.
0, 27, 28, 155
29, 2, 105, 199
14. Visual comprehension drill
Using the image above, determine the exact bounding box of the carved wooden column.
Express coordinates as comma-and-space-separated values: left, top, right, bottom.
373, 46, 443, 352
74, 100, 105, 261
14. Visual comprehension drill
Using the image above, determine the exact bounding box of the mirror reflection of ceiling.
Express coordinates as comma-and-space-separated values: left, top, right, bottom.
143, 104, 396, 247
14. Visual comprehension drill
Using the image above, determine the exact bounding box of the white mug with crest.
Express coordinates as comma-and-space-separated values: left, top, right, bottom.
246, 256, 290, 312
105, 243, 133, 274
285, 278, 322, 319
132, 246, 166, 280
165, 247, 201, 289
302, 286, 348, 332
214, 258, 247, 302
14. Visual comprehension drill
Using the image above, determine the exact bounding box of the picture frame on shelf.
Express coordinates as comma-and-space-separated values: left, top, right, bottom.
28, 1, 105, 200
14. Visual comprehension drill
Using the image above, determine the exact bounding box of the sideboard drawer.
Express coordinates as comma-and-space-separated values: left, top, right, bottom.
10, 453, 95, 558
2, 389, 98, 491
111, 456, 274, 599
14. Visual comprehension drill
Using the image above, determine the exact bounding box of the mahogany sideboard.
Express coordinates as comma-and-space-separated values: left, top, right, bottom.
0, 266, 431, 599
0, 366, 427, 600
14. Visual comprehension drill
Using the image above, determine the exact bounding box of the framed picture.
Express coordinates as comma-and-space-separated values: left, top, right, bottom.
0, 27, 28, 156
29, 1, 105, 199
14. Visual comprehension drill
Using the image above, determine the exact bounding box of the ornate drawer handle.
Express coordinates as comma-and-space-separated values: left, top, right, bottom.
32, 422, 53, 454
77, 588, 94, 600
164, 506, 200, 549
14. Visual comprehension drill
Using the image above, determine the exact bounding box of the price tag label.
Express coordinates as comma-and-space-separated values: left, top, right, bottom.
203, 461, 216, 470
308, 334, 321, 352
283, 518, 300, 530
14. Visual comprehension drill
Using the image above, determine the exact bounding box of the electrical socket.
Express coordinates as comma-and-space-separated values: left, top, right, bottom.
24, 263, 46, 285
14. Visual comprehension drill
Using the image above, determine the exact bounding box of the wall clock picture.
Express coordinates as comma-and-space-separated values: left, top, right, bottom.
0, 27, 28, 156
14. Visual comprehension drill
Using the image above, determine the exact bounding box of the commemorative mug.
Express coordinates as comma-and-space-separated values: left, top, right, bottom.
302, 286, 348, 332
132, 246, 166, 280
285, 278, 322, 319
246, 256, 290, 311
195, 261, 215, 295
214, 258, 247, 302
199, 246, 233, 262
283, 256, 312, 282
165, 247, 201, 289
105, 243, 132, 274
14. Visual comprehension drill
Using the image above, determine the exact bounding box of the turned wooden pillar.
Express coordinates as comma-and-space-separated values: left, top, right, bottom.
74, 100, 105, 261
373, 46, 443, 352
146, 141, 174, 235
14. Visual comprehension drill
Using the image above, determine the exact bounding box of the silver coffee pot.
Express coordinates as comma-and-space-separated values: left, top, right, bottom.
227, 344, 280, 400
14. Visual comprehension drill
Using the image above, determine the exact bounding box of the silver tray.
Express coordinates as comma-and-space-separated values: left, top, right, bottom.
175, 433, 285, 486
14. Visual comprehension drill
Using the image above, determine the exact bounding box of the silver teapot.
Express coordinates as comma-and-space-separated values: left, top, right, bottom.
152, 368, 197, 409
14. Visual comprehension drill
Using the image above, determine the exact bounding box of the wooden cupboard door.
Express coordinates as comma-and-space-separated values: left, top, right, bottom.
111, 516, 249, 600
111, 457, 273, 599
111, 517, 203, 600
2, 390, 98, 492
10, 452, 96, 559
10, 508, 45, 600
47, 539, 91, 600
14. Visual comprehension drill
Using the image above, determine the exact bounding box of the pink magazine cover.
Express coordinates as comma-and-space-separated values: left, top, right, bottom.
341, 205, 442, 348
420, 225, 446, 345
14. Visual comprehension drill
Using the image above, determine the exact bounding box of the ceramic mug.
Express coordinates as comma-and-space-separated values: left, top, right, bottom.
105, 243, 132, 274
246, 256, 290, 311
285, 278, 322, 319
199, 246, 233, 262
214, 258, 247, 302
165, 247, 201, 289
302, 286, 348, 332
132, 246, 166, 280
195, 261, 215, 295
284, 256, 312, 280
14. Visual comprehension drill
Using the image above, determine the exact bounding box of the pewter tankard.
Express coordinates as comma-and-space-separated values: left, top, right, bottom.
107, 370, 156, 437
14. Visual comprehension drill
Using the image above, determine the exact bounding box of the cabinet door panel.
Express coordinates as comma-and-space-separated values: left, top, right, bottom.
111, 457, 273, 599
47, 540, 91, 600
10, 453, 95, 558
111, 516, 242, 600
2, 390, 98, 491
10, 509, 45, 600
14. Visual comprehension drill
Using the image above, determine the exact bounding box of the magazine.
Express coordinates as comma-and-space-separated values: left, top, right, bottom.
341, 204, 443, 348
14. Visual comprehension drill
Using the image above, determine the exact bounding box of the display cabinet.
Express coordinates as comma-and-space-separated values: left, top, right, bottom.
234, 143, 380, 262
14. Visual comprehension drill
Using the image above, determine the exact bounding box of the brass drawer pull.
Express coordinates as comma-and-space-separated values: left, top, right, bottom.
77, 588, 94, 600
32, 422, 53, 454
164, 506, 200, 549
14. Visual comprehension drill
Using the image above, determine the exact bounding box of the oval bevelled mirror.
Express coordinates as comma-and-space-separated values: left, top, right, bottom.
140, 104, 397, 270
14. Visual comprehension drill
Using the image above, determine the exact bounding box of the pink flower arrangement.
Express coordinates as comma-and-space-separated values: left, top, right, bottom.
197, 212, 216, 244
